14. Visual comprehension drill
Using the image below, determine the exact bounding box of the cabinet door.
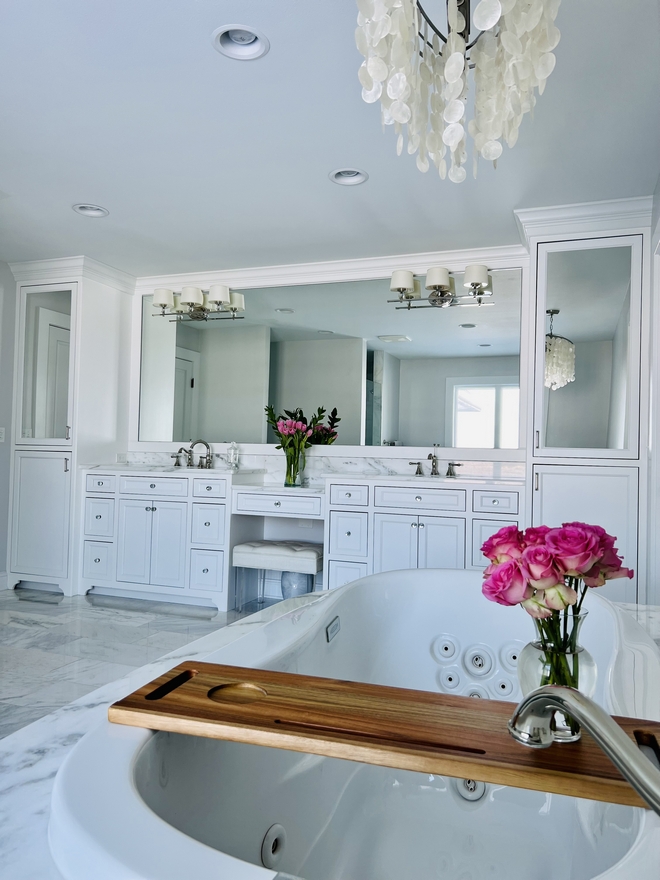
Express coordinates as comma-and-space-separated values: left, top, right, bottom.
532, 465, 638, 602
191, 503, 226, 547
373, 513, 418, 574
116, 500, 152, 584
418, 516, 466, 570
10, 451, 71, 578
84, 497, 115, 537
150, 501, 187, 589
190, 549, 224, 592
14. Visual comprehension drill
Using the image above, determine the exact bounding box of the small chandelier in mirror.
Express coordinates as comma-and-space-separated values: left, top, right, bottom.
544, 308, 575, 390
152, 285, 246, 322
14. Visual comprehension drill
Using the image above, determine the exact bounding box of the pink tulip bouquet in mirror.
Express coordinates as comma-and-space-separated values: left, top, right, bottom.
481, 523, 634, 741
265, 406, 340, 487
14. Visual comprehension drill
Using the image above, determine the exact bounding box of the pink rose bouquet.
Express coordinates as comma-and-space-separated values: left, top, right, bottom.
481, 522, 633, 693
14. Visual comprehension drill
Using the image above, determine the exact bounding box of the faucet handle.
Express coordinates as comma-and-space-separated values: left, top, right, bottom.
409, 461, 424, 476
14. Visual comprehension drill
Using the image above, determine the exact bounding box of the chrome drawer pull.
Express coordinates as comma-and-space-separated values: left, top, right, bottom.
345, 492, 352, 498
206, 486, 212, 491
415, 495, 422, 501
150, 483, 156, 489
95, 515, 102, 520
345, 531, 351, 536
94, 557, 101, 563
202, 568, 209, 574
274, 501, 281, 507
204, 521, 211, 527
492, 499, 500, 505
98, 481, 104, 486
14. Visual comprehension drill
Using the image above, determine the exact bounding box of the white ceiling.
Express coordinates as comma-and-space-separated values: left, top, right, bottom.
173, 268, 522, 358
0, 1, 658, 276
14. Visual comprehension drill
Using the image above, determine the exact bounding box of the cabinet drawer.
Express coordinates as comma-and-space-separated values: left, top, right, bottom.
472, 490, 519, 515
191, 504, 226, 546
329, 484, 369, 506
119, 476, 188, 497
374, 485, 466, 512
83, 541, 114, 580
234, 492, 323, 518
190, 549, 224, 592
329, 511, 369, 558
328, 560, 368, 590
192, 478, 227, 499
84, 497, 115, 538
472, 519, 518, 568
86, 474, 116, 493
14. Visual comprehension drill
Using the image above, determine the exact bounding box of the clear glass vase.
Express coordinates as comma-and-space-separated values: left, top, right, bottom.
284, 447, 304, 487
517, 612, 597, 742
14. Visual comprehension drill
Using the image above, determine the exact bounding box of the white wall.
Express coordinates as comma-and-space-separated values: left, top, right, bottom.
545, 340, 613, 448
607, 289, 630, 450
398, 355, 520, 447
0, 262, 16, 584
198, 324, 270, 443
270, 338, 367, 446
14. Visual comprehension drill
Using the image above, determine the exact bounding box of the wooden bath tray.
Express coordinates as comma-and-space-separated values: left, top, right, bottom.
109, 661, 660, 810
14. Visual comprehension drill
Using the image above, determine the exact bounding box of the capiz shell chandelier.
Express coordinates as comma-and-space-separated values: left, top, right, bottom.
355, 0, 561, 181
544, 309, 574, 390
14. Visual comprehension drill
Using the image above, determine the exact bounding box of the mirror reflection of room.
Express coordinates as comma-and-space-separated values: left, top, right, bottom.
543, 246, 632, 450
139, 268, 522, 449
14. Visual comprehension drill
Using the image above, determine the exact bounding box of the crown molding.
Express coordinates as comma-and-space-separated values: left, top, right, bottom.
514, 196, 653, 250
8, 255, 136, 294
134, 244, 529, 293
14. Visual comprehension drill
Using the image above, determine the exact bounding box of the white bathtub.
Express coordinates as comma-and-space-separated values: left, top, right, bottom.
49, 570, 660, 880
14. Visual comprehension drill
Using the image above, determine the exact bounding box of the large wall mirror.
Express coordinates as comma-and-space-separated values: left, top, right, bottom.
536, 236, 642, 456
139, 268, 522, 449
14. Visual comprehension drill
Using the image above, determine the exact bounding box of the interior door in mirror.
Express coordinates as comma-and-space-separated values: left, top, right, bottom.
535, 236, 642, 457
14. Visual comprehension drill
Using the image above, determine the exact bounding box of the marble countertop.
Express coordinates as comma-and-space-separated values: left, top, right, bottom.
0, 594, 322, 880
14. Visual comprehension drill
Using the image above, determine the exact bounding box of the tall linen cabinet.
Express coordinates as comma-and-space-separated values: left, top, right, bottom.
7, 257, 134, 595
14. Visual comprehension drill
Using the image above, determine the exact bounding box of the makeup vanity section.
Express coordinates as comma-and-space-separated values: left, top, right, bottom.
78, 466, 524, 611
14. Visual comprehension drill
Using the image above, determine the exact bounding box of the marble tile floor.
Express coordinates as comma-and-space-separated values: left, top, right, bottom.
0, 587, 249, 739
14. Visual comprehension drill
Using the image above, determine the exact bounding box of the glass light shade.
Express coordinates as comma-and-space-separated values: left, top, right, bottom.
208, 284, 231, 305
463, 265, 489, 289
172, 294, 186, 314
425, 267, 451, 290
390, 270, 415, 292
180, 286, 204, 306
152, 288, 174, 308
545, 335, 575, 390
229, 292, 245, 312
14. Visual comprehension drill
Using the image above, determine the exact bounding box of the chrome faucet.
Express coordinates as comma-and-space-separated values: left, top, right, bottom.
446, 461, 462, 478
427, 452, 440, 476
188, 439, 213, 469
409, 461, 424, 476
509, 685, 660, 815
170, 447, 189, 467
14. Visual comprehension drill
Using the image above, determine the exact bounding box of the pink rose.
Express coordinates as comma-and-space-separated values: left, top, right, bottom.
545, 526, 602, 576
520, 545, 562, 590
481, 525, 524, 564
521, 595, 553, 619
523, 525, 551, 546
482, 561, 531, 607
562, 522, 616, 554
583, 547, 634, 586
542, 583, 578, 610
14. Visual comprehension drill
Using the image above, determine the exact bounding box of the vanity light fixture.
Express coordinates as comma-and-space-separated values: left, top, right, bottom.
211, 25, 270, 60
544, 309, 575, 391
72, 203, 109, 217
152, 284, 245, 323
329, 168, 369, 186
389, 265, 493, 311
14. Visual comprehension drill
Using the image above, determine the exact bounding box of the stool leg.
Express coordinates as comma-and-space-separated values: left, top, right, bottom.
257, 569, 266, 606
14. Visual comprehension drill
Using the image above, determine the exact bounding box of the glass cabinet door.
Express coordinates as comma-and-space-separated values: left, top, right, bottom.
534, 236, 642, 458
17, 284, 75, 445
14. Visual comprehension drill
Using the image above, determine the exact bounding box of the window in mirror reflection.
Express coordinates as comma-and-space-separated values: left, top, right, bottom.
543, 246, 632, 450
451, 382, 520, 449
139, 267, 522, 449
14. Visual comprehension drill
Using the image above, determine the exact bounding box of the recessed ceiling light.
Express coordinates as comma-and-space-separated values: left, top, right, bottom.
72, 203, 109, 218
275, 308, 294, 314
459, 323, 476, 329
329, 168, 369, 186
318, 330, 334, 335
479, 343, 491, 347
378, 335, 411, 343
211, 25, 270, 60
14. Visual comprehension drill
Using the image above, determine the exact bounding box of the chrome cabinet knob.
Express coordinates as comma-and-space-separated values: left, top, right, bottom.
345, 531, 352, 536
415, 495, 422, 501
411, 522, 418, 529
145, 506, 151, 511
202, 568, 209, 574
204, 521, 211, 527
206, 486, 212, 491
150, 483, 156, 489
94, 557, 101, 563
345, 492, 352, 498
98, 481, 103, 486
419, 523, 425, 529
492, 499, 499, 505
274, 501, 281, 507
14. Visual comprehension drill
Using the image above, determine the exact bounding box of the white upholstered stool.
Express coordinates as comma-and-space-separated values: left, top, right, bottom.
232, 541, 323, 611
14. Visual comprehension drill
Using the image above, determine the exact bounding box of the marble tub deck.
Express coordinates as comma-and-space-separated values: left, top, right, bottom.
1, 594, 659, 880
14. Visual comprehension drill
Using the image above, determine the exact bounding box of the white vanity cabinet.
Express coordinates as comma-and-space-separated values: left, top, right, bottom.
325, 478, 524, 588
116, 499, 188, 589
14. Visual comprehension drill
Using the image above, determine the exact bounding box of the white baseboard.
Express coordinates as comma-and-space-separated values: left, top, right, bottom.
0, 572, 8, 591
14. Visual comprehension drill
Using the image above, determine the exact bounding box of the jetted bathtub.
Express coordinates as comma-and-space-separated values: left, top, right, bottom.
49, 570, 660, 880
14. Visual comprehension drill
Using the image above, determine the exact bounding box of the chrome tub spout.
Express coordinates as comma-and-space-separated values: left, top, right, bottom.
509, 685, 660, 815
